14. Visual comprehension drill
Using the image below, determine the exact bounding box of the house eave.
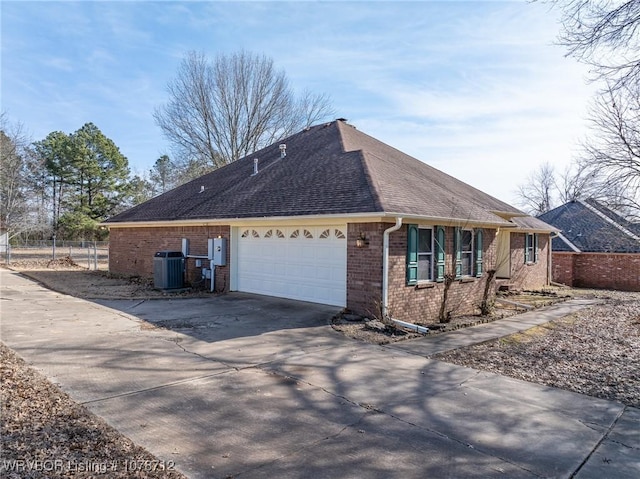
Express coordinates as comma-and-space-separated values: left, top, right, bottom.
102, 210, 519, 229
102, 212, 389, 229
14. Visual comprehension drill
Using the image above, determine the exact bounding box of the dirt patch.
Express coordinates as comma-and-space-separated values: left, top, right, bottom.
3, 263, 211, 300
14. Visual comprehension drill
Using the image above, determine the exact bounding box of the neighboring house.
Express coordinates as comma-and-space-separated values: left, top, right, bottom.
538, 199, 640, 291
105, 119, 554, 323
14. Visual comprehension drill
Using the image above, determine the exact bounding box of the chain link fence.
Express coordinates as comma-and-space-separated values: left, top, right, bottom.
1, 241, 109, 270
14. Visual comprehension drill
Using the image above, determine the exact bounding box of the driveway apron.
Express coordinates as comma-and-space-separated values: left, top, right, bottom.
1, 269, 637, 479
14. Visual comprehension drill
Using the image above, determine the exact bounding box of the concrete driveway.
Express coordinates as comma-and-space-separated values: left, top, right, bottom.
1, 269, 638, 479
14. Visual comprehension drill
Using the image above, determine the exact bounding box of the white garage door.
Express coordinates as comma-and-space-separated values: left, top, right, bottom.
237, 225, 347, 307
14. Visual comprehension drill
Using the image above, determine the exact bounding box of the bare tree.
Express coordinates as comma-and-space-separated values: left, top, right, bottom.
0, 113, 33, 238
546, 1, 640, 217
555, 0, 640, 90
516, 162, 556, 215
580, 84, 640, 213
556, 163, 597, 203
154, 50, 334, 170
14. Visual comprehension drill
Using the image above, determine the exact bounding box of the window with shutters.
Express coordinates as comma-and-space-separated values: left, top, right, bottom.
407, 225, 437, 284
525, 233, 539, 264
454, 228, 484, 278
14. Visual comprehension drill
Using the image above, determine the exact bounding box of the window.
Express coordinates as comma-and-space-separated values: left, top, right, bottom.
435, 226, 446, 282
265, 229, 284, 239
525, 233, 539, 263
417, 228, 433, 281
460, 229, 473, 276
407, 225, 437, 284
455, 228, 483, 278
475, 229, 484, 277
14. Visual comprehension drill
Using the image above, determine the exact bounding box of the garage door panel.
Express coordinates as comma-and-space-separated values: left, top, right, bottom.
315, 265, 332, 281
237, 224, 347, 307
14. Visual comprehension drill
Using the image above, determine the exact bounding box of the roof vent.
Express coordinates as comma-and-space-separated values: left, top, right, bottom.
199, 185, 205, 193
252, 158, 259, 176
279, 144, 286, 158
336, 117, 348, 122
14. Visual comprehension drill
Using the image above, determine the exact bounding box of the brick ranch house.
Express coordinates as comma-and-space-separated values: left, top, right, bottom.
539, 199, 640, 292
105, 119, 555, 323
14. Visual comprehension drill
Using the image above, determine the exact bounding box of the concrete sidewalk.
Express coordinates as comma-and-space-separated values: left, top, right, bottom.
1, 269, 638, 479
390, 298, 601, 357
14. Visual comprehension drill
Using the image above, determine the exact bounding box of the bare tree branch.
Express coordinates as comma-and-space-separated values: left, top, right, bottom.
555, 0, 640, 89
545, 1, 640, 217
516, 162, 557, 215
154, 50, 334, 170
0, 113, 34, 235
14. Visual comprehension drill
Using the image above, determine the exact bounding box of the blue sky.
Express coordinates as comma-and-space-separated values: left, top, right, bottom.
1, 0, 595, 205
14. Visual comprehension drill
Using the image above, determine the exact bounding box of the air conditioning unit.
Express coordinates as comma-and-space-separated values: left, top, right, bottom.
153, 251, 185, 289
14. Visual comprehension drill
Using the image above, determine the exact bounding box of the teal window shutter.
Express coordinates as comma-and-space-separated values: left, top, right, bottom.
435, 226, 446, 282
534, 233, 539, 263
454, 227, 462, 278
406, 224, 418, 285
475, 229, 483, 277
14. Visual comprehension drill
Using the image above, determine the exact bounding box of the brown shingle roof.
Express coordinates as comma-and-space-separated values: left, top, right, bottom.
106, 120, 544, 227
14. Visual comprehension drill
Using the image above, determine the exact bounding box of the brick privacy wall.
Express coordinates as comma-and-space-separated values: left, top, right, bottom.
552, 252, 575, 286
508, 233, 550, 290
553, 252, 640, 291
347, 224, 503, 323
109, 226, 231, 292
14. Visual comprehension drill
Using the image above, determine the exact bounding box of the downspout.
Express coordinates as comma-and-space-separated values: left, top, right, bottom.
382, 217, 429, 334
382, 217, 403, 319
548, 232, 559, 286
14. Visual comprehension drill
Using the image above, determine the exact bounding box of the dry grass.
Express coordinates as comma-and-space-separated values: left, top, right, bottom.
435, 291, 640, 408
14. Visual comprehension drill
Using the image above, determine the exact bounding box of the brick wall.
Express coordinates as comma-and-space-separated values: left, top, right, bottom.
389, 226, 500, 323
508, 233, 550, 290
346, 223, 385, 318
552, 252, 640, 291
109, 226, 231, 292
552, 252, 575, 286
347, 223, 503, 323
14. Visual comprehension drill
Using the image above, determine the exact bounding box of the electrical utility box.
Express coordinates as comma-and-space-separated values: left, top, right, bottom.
208, 237, 227, 266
